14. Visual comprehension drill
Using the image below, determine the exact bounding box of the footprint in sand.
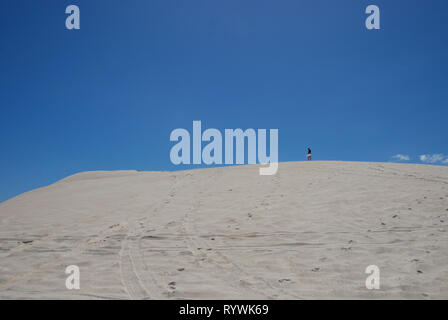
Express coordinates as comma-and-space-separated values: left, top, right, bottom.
168, 281, 176, 289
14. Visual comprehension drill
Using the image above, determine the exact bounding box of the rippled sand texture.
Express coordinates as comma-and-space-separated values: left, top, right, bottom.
1, 161, 448, 299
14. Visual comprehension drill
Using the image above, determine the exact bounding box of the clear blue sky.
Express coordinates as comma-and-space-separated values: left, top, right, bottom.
1, 0, 447, 202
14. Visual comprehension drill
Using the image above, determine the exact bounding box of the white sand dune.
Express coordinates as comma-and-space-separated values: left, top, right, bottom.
1, 161, 448, 299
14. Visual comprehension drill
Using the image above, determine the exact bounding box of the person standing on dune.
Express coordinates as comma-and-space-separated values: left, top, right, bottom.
307, 147, 312, 161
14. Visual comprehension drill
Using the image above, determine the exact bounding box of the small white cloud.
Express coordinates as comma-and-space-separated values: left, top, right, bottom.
392, 154, 410, 161
420, 154, 447, 164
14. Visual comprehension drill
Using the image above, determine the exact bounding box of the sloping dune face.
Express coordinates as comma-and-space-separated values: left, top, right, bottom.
0, 162, 448, 299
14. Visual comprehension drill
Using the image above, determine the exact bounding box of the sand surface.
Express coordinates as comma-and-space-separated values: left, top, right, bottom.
1, 161, 448, 299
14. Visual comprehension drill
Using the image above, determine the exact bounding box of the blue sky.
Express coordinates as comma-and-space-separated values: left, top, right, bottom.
1, 0, 447, 202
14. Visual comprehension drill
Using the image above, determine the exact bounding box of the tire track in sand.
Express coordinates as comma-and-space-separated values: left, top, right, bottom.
177, 169, 303, 299
119, 173, 188, 299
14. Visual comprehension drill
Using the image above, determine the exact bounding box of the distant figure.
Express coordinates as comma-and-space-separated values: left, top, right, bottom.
307, 147, 312, 161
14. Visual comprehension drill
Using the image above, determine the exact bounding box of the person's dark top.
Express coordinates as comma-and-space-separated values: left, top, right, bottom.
307, 148, 311, 154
